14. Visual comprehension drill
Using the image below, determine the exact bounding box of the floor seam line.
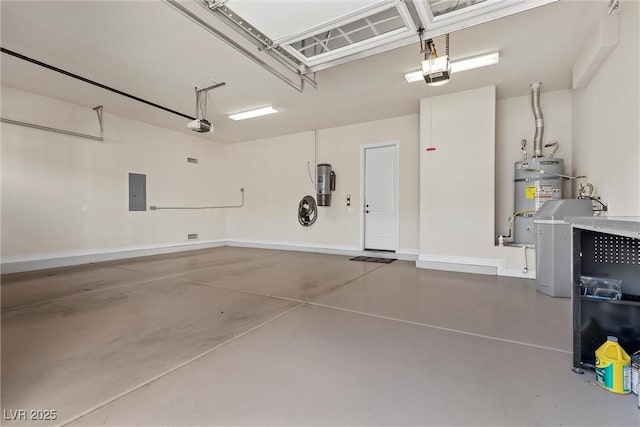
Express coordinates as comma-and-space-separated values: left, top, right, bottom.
117, 263, 239, 277
56, 302, 306, 427
308, 301, 572, 355
158, 252, 287, 278
2, 275, 168, 312
113, 266, 162, 274
3, 252, 379, 312
173, 262, 387, 305
92, 248, 285, 273
5, 258, 283, 312
174, 276, 308, 304
308, 263, 388, 299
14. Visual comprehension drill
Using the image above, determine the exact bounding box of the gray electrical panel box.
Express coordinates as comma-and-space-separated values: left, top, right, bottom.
534, 199, 593, 297
128, 173, 146, 211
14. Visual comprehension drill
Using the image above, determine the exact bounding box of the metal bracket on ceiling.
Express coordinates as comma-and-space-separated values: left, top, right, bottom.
93, 105, 104, 139
206, 0, 226, 10
264, 40, 279, 51
195, 81, 226, 94
607, 0, 619, 15
194, 82, 225, 119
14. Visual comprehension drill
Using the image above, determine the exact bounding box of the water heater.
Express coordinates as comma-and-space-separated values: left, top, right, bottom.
510, 82, 565, 245
514, 157, 564, 244
317, 163, 336, 206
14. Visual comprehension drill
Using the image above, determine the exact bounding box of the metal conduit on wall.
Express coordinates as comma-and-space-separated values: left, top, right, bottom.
150, 188, 245, 210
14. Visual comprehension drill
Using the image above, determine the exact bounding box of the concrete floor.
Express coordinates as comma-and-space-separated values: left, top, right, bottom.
1, 247, 638, 426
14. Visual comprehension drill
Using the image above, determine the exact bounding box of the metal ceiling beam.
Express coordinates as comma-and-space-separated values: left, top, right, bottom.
163, 0, 308, 93
196, 0, 317, 89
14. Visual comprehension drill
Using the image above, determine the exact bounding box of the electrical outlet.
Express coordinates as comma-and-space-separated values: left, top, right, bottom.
82, 204, 89, 212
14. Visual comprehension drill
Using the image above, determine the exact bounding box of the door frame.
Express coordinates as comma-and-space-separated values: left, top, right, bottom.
359, 141, 400, 252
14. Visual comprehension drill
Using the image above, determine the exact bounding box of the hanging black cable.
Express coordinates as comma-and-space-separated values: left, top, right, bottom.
1, 47, 195, 121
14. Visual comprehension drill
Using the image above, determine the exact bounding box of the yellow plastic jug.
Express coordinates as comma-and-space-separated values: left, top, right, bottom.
595, 336, 631, 394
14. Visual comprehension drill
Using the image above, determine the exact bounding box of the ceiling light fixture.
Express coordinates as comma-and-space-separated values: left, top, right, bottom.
228, 106, 278, 121
404, 51, 500, 83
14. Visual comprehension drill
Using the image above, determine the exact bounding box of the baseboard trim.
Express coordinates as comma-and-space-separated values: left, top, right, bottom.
416, 254, 536, 279
1, 240, 419, 274
499, 268, 536, 279
3, 241, 533, 279
1, 240, 227, 274
416, 259, 497, 275
226, 239, 419, 261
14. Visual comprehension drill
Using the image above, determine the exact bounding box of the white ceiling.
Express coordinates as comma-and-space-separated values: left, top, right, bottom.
0, 1, 609, 143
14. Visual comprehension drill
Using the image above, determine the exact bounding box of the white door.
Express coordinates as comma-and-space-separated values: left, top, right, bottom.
364, 144, 398, 251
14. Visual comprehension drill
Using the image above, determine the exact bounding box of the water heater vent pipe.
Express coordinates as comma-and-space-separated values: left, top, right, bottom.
531, 82, 544, 157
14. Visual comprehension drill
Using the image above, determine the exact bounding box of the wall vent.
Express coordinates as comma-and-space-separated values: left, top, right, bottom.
187, 157, 199, 164
188, 233, 199, 239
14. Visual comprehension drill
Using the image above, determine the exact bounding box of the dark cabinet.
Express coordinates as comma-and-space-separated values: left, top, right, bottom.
571, 217, 640, 371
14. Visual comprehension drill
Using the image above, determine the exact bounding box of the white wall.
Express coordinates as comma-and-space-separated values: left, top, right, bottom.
418, 86, 537, 277
419, 86, 496, 260
0, 83, 580, 278
9, 28, 636, 276
224, 114, 420, 255
1, 85, 228, 262
4, 83, 541, 276
1, 86, 420, 271
495, 89, 573, 236
572, 1, 640, 216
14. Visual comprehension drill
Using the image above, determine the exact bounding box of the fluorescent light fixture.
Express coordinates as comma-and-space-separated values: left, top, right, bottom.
404, 51, 499, 83
404, 70, 426, 83
228, 106, 278, 121
451, 51, 500, 73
